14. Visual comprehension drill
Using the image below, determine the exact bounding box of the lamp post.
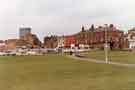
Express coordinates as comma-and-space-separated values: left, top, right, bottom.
104, 24, 108, 63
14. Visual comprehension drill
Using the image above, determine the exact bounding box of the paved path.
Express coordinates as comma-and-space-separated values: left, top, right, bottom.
67, 55, 135, 68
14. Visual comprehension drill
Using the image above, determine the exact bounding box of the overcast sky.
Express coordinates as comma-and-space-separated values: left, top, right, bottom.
0, 0, 135, 41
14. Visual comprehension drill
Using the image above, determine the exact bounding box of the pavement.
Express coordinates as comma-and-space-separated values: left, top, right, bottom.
67, 54, 135, 68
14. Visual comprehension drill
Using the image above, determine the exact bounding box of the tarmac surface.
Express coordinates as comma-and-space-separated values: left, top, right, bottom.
67, 54, 135, 68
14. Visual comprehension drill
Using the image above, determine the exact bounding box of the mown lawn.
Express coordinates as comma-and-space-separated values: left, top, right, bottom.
86, 50, 135, 64
0, 54, 135, 90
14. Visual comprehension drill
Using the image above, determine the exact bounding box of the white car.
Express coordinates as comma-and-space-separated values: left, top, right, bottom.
0, 52, 7, 56
26, 51, 37, 55
75, 49, 85, 52
46, 48, 58, 53
5, 50, 16, 56
62, 49, 75, 53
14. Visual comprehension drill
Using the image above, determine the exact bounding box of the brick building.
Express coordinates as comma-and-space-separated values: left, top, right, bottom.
44, 36, 58, 48
43, 24, 128, 50
64, 35, 76, 48
0, 40, 7, 52
23, 33, 41, 48
6, 39, 31, 49
74, 24, 125, 49
6, 32, 41, 49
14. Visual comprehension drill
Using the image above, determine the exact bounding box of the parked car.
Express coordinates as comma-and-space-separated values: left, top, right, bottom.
75, 53, 86, 58
0, 52, 7, 56
5, 50, 16, 56
26, 51, 37, 55
16, 51, 28, 56
62, 49, 75, 53
40, 49, 48, 54
46, 48, 58, 53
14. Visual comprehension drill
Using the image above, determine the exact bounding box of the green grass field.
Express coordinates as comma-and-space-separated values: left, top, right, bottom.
86, 50, 135, 64
0, 54, 135, 90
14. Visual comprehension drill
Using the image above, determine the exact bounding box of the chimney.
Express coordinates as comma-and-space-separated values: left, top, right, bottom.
81, 26, 85, 32
89, 24, 95, 31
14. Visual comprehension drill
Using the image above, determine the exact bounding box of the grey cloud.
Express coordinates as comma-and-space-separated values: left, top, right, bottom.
1, 0, 135, 40
17, 0, 81, 16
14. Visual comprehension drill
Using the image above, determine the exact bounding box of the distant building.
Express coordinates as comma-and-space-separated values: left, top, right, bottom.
6, 39, 18, 49
0, 41, 7, 52
121, 34, 129, 49
44, 36, 58, 48
6, 39, 31, 49
6, 33, 41, 49
19, 27, 41, 48
57, 36, 65, 48
23, 33, 41, 48
64, 35, 76, 48
75, 24, 124, 49
127, 28, 135, 49
19, 27, 31, 39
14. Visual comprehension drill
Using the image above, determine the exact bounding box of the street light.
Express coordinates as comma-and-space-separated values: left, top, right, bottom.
104, 24, 108, 63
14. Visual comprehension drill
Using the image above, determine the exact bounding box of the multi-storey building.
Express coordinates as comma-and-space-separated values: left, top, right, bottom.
19, 27, 31, 39
74, 24, 125, 49
6, 39, 31, 49
64, 35, 76, 48
57, 36, 65, 48
43, 24, 129, 50
127, 28, 135, 49
44, 36, 58, 48
22, 33, 41, 48
6, 27, 41, 49
0, 40, 7, 52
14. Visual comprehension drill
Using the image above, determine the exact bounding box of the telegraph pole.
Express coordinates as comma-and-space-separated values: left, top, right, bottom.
104, 24, 108, 63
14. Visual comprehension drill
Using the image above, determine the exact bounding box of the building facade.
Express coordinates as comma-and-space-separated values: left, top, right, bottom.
57, 36, 65, 48
6, 33, 41, 49
127, 28, 135, 49
74, 24, 125, 49
22, 33, 41, 48
19, 27, 31, 39
0, 40, 7, 52
64, 35, 76, 48
44, 36, 58, 48
6, 39, 31, 49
